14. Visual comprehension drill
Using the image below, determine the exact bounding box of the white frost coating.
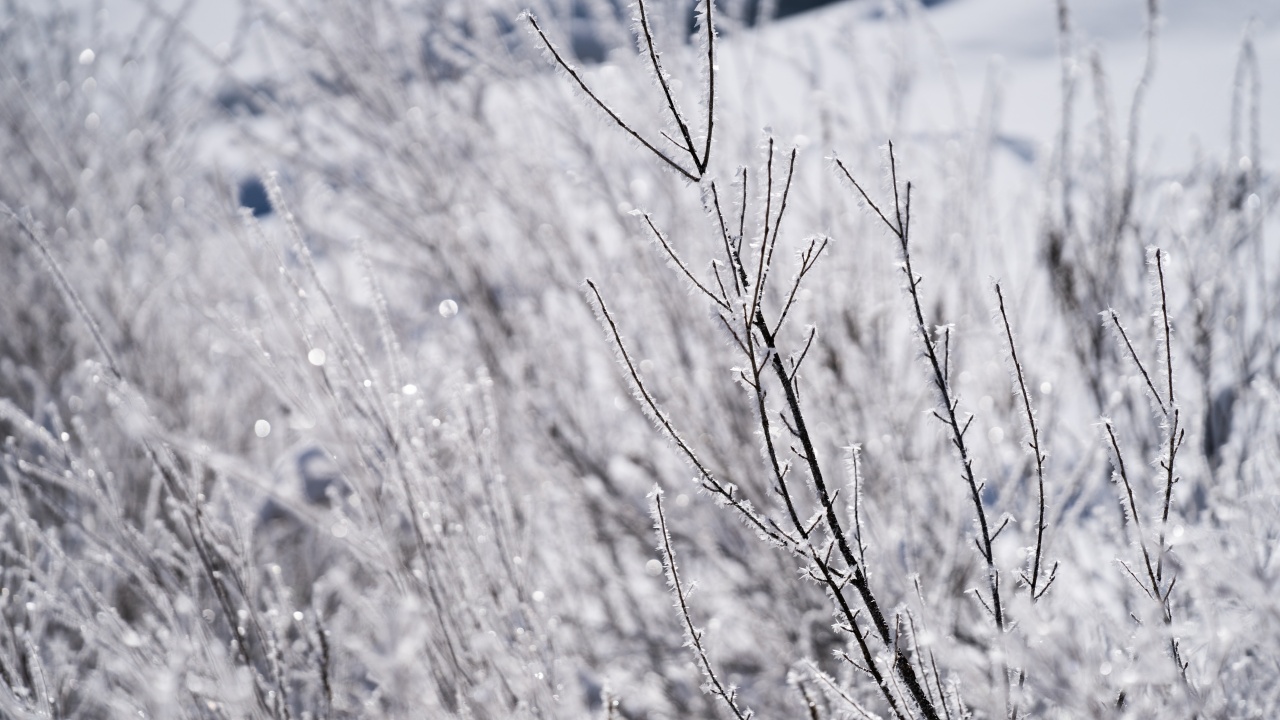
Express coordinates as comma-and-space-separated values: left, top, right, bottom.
79, 48, 95, 64
0, 0, 1273, 715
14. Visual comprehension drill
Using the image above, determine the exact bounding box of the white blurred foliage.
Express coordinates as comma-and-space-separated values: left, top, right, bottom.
0, 0, 1277, 718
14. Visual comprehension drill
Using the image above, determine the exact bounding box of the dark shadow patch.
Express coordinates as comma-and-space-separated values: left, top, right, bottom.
238, 176, 272, 218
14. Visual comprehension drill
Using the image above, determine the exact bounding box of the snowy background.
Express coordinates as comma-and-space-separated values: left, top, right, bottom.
1, 0, 1278, 717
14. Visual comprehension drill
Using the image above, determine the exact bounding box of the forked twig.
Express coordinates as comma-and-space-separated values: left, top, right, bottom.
523, 0, 716, 181
838, 145, 1006, 632
774, 237, 830, 336
641, 211, 730, 310
1151, 249, 1184, 587
546, 11, 941, 710
586, 280, 785, 547
634, 0, 704, 171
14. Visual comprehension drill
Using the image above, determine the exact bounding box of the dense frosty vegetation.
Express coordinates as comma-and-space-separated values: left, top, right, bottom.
1, 0, 1278, 717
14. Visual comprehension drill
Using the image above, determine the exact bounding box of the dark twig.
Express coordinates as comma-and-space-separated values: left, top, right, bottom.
811, 546, 909, 720
774, 237, 830, 336
714, 146, 939, 718
586, 280, 786, 547
634, 0, 699, 169
994, 283, 1058, 600
547, 12, 940, 709
1107, 309, 1168, 416
787, 326, 819, 387
1103, 420, 1160, 595
523, 0, 715, 180
1152, 249, 1183, 586
641, 211, 730, 310
844, 447, 868, 570
523, 11, 698, 181
837, 146, 1006, 632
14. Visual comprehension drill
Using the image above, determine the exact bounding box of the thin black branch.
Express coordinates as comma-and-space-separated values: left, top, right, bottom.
1152, 250, 1183, 588
523, 12, 699, 181
586, 280, 785, 546
635, 0, 701, 169
697, 0, 715, 171
1107, 309, 1168, 416
775, 237, 830, 336
787, 326, 819, 387
1103, 421, 1159, 594
810, 546, 909, 720
994, 283, 1053, 599
836, 159, 896, 231
642, 211, 730, 310
837, 144, 1006, 633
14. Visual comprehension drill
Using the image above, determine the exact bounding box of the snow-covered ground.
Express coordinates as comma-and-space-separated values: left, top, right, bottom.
4, 0, 1279, 717
105, 0, 1280, 168
929, 0, 1280, 170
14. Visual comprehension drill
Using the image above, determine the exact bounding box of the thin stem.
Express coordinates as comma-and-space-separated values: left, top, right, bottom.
840, 146, 1005, 631
994, 284, 1057, 599
811, 546, 909, 720
1155, 250, 1176, 410
635, 0, 700, 169
4, 204, 122, 378
1107, 309, 1168, 416
1103, 421, 1159, 595
713, 145, 939, 720
523, 12, 698, 181
698, 0, 715, 171
774, 237, 829, 337
642, 211, 730, 310
653, 490, 754, 720
1152, 250, 1184, 588
586, 280, 785, 546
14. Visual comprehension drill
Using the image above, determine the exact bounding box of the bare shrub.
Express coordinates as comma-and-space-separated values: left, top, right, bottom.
0, 0, 1277, 717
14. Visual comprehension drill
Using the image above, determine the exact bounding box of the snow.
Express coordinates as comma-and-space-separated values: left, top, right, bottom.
734, 0, 1280, 173
927, 0, 1280, 170
99, 0, 1280, 181
6, 0, 1280, 716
